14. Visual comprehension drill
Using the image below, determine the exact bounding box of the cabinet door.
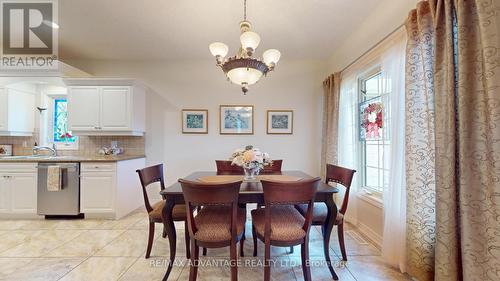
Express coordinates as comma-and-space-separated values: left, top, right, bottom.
0, 175, 10, 212
67, 87, 100, 131
10, 173, 37, 213
100, 87, 131, 130
0, 89, 8, 131
80, 172, 115, 213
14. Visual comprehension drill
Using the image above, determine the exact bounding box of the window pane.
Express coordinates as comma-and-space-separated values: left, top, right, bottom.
54, 99, 77, 143
365, 144, 378, 167
365, 76, 379, 95
365, 167, 379, 188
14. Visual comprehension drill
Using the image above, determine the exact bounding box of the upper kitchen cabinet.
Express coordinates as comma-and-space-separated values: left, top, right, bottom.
64, 78, 146, 136
0, 87, 35, 136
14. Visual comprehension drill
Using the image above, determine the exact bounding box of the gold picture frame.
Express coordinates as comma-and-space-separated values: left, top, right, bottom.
267, 110, 294, 134
219, 105, 254, 135
182, 109, 208, 134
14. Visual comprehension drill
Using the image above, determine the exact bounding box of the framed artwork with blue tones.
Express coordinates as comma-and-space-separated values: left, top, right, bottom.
267, 110, 293, 134
219, 105, 254, 135
182, 109, 208, 134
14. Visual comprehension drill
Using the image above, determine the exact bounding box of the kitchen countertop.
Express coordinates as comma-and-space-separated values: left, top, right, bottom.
0, 155, 146, 163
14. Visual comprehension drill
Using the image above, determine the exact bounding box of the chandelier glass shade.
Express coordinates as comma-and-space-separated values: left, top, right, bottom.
209, 0, 280, 94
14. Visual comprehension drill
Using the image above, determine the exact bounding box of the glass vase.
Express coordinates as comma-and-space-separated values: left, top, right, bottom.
243, 167, 260, 181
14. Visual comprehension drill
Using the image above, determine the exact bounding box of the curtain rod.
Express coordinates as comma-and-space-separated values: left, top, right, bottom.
340, 23, 405, 73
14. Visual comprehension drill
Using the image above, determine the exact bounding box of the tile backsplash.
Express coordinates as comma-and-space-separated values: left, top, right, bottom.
0, 135, 145, 157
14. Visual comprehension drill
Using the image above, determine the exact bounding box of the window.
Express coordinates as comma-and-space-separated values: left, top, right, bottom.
53, 98, 78, 149
359, 71, 390, 196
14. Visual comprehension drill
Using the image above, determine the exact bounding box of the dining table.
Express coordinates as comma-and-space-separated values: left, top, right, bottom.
159, 170, 340, 281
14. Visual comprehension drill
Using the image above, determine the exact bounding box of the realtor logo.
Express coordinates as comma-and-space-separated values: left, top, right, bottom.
0, 0, 58, 70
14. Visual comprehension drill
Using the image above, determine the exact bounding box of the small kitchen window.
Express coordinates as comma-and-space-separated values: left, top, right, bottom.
52, 98, 78, 150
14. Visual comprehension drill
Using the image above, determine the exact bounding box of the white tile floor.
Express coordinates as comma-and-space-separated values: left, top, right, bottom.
0, 207, 411, 281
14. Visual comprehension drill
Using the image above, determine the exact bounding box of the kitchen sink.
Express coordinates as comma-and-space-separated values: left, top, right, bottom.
0, 155, 46, 159
0, 155, 75, 160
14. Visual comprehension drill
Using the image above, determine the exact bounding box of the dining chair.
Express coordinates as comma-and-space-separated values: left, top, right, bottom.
179, 179, 246, 281
261, 159, 283, 174
136, 164, 191, 259
251, 177, 320, 281
215, 160, 244, 175
295, 164, 356, 261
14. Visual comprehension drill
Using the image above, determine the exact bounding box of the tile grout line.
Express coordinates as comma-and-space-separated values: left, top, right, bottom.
55, 254, 92, 281
53, 227, 136, 280
116, 255, 142, 281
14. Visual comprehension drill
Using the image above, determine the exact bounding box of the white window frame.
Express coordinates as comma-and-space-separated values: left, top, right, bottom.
357, 67, 390, 198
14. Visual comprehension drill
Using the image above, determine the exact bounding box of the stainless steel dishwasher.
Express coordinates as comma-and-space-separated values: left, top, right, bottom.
37, 162, 81, 216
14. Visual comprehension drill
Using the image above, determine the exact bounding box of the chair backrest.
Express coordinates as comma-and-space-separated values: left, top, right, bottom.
261, 159, 283, 174
136, 164, 166, 213
179, 179, 243, 239
261, 177, 320, 234
215, 160, 244, 175
325, 164, 356, 215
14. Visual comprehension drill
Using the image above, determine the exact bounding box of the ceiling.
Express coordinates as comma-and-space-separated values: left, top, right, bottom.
58, 0, 380, 60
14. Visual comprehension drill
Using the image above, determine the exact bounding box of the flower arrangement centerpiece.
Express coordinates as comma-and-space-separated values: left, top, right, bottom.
230, 145, 272, 180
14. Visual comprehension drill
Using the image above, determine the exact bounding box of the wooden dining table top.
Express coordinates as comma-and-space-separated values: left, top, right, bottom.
160, 170, 339, 195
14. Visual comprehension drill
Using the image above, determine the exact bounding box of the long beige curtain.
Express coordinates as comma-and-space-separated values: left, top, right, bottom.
321, 73, 341, 177
405, 1, 500, 281
405, 2, 437, 280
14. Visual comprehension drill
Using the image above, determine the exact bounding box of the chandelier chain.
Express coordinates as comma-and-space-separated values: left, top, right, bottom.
244, 0, 247, 21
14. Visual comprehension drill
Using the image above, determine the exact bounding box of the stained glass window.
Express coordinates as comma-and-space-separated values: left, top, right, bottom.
53, 99, 77, 143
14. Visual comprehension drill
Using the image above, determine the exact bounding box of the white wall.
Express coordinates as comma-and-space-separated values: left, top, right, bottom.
65, 59, 327, 185
327, 0, 418, 72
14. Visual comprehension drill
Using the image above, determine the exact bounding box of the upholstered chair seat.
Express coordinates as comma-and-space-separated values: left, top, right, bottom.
194, 206, 246, 242
295, 203, 344, 224
251, 205, 306, 241
148, 201, 187, 222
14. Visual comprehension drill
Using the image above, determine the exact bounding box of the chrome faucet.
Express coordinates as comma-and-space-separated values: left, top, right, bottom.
33, 143, 57, 157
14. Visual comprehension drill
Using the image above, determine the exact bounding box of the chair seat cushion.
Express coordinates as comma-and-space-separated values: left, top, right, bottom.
251, 205, 306, 242
149, 201, 186, 222
194, 206, 246, 243
295, 203, 343, 224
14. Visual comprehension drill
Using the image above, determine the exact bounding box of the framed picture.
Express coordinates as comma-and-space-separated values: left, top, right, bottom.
182, 109, 208, 134
359, 96, 384, 140
267, 110, 294, 134
219, 105, 254, 135
0, 144, 13, 156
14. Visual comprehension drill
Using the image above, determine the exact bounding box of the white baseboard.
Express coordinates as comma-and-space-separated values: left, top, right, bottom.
357, 221, 382, 248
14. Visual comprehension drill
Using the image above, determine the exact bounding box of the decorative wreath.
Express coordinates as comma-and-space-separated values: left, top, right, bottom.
361, 102, 383, 139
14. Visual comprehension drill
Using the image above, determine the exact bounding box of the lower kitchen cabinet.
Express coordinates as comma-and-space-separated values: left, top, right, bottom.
80, 158, 145, 219
0, 163, 37, 217
80, 171, 115, 214
0, 159, 144, 220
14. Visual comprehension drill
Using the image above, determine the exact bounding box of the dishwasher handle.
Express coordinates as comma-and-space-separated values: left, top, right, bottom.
36, 163, 79, 169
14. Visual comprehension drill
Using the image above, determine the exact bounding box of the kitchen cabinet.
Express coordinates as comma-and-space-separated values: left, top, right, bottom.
80, 165, 115, 214
10, 173, 37, 213
65, 79, 145, 136
65, 86, 100, 131
80, 158, 145, 219
0, 163, 37, 217
0, 87, 35, 136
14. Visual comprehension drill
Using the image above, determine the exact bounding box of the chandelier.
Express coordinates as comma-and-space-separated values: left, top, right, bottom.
209, 0, 281, 94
